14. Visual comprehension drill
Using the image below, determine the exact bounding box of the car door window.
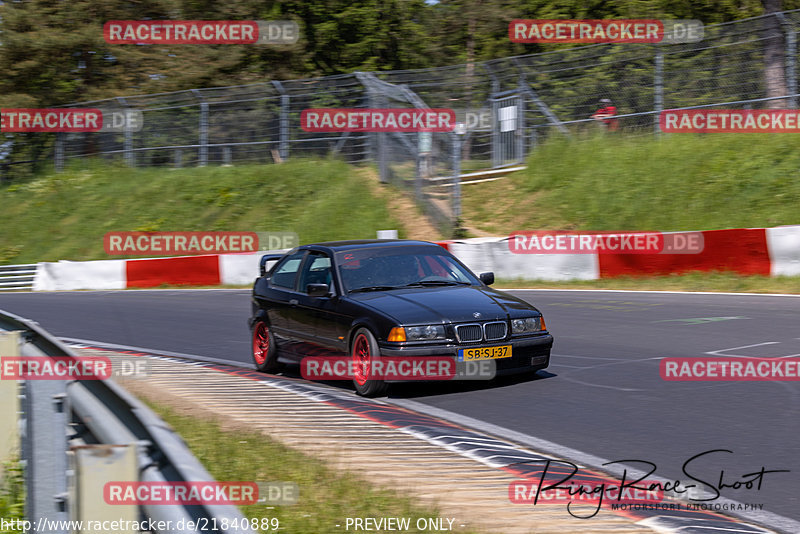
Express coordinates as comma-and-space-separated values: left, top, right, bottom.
271, 251, 306, 290
298, 252, 333, 294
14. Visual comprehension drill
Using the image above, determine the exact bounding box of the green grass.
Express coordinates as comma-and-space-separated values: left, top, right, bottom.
0, 461, 24, 533
462, 132, 800, 234
0, 158, 401, 264
145, 402, 480, 534
4, 133, 800, 294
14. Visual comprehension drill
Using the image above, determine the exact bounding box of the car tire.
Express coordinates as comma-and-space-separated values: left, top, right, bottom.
351, 328, 388, 397
252, 320, 281, 373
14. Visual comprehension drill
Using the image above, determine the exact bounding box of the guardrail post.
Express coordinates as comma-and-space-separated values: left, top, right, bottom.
71, 444, 138, 533
654, 46, 664, 134
0, 332, 20, 473
22, 356, 69, 533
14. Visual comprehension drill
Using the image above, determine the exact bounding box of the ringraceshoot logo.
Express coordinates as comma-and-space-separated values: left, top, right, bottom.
660, 109, 800, 133
104, 21, 299, 44
300, 108, 456, 132
509, 19, 703, 44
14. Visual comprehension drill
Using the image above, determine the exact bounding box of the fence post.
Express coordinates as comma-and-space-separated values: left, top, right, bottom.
272, 81, 290, 161
280, 94, 290, 161
117, 98, 135, 167
54, 133, 65, 172
654, 46, 664, 134
193, 90, 208, 167
779, 14, 798, 108
376, 93, 389, 184
452, 132, 462, 223
516, 89, 525, 163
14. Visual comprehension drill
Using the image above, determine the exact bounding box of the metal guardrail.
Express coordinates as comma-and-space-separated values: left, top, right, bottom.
0, 264, 37, 292
0, 309, 251, 533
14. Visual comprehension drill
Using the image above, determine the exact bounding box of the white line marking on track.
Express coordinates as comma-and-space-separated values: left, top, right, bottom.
705, 342, 781, 357
385, 398, 798, 534
61, 335, 797, 533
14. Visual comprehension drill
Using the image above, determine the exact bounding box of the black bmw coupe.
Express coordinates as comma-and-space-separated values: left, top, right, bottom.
249, 239, 553, 396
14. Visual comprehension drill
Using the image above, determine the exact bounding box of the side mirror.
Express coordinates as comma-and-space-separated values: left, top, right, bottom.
306, 283, 330, 297
479, 272, 495, 286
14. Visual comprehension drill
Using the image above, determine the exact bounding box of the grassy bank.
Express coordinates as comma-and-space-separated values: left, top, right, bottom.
0, 461, 24, 531
0, 159, 400, 265
461, 132, 800, 235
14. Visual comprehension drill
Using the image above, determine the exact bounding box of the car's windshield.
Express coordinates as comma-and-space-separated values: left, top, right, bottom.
336, 246, 480, 292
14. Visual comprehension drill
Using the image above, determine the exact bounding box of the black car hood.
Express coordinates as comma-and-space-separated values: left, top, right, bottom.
348, 285, 539, 325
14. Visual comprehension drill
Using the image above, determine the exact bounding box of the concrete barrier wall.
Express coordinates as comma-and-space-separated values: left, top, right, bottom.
29, 226, 800, 290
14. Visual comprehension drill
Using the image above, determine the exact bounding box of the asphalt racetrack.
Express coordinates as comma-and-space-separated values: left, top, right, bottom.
2, 289, 798, 530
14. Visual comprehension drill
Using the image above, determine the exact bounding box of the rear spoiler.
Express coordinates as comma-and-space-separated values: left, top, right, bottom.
259, 254, 285, 277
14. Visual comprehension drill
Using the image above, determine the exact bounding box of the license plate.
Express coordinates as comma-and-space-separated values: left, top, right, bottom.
458, 345, 512, 361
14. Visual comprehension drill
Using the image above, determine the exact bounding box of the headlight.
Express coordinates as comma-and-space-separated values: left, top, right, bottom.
511, 316, 542, 334
405, 325, 446, 341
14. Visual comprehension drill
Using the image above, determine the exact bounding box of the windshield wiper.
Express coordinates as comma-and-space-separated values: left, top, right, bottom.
349, 285, 403, 293
404, 280, 471, 287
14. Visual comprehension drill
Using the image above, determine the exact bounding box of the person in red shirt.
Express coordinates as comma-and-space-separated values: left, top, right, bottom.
591, 98, 619, 131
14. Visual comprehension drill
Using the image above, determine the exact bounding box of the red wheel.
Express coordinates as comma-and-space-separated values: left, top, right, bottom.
350, 328, 388, 397
352, 332, 371, 386
252, 320, 280, 372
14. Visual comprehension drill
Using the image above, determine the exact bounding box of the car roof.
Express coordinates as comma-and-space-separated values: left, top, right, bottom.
302, 239, 441, 252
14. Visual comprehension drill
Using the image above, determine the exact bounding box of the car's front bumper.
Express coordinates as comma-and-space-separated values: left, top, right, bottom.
378, 333, 553, 378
